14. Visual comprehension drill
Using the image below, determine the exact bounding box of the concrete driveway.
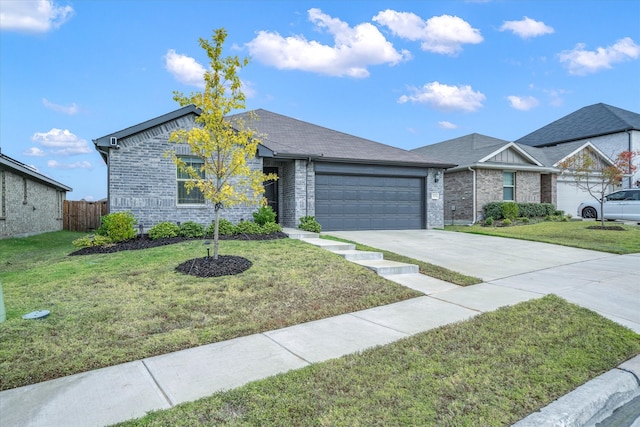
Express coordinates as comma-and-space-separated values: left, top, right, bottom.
327, 229, 640, 333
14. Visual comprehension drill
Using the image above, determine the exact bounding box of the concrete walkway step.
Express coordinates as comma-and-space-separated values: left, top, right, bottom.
382, 273, 459, 294
284, 229, 319, 240
332, 249, 383, 261
300, 238, 356, 252
352, 259, 419, 275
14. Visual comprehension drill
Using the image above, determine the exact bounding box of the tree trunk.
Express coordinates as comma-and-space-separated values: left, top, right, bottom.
213, 205, 220, 260
600, 199, 605, 228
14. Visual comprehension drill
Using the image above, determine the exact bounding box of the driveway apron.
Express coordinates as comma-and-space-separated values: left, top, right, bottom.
327, 230, 640, 333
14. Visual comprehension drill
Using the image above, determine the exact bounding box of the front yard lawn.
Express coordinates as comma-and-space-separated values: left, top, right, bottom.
446, 221, 640, 254
115, 295, 640, 426
0, 231, 420, 391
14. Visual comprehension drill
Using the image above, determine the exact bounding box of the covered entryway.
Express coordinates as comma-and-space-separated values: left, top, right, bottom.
315, 174, 424, 231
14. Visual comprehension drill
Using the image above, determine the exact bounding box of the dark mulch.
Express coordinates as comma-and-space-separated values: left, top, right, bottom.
586, 225, 627, 231
175, 255, 252, 277
69, 232, 287, 278
68, 232, 288, 256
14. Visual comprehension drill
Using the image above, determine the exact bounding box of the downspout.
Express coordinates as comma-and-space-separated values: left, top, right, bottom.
468, 166, 477, 224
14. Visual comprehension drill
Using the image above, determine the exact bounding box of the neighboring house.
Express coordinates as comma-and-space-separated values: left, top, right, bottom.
523, 141, 615, 217
0, 151, 72, 239
517, 103, 640, 190
412, 134, 557, 224
93, 106, 453, 231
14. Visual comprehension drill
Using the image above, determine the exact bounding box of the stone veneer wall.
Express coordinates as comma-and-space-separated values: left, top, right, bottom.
515, 171, 541, 203
426, 168, 445, 229
108, 114, 262, 230
0, 169, 66, 238
443, 170, 474, 224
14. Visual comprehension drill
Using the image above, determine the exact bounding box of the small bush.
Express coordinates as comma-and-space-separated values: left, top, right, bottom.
484, 217, 494, 226
299, 216, 321, 233
72, 234, 112, 248
484, 203, 503, 220
149, 222, 180, 239
260, 222, 282, 234
252, 206, 276, 226
520, 217, 530, 223
179, 221, 205, 238
206, 219, 236, 236
235, 220, 262, 235
502, 218, 512, 226
502, 202, 519, 220
97, 211, 137, 243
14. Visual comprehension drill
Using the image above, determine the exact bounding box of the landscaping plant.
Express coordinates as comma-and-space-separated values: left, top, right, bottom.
97, 211, 137, 242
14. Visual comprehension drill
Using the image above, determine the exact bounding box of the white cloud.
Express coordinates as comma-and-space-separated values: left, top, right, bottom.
164, 49, 206, 88
47, 159, 92, 169
374, 11, 483, 55
23, 147, 46, 156
42, 98, 78, 115
246, 8, 410, 78
499, 17, 554, 39
438, 121, 458, 129
558, 37, 640, 75
0, 0, 74, 33
543, 88, 567, 107
31, 128, 92, 155
398, 81, 485, 112
507, 95, 539, 110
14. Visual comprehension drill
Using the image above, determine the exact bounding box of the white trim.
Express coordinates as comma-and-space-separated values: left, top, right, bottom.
478, 142, 544, 166
553, 141, 614, 167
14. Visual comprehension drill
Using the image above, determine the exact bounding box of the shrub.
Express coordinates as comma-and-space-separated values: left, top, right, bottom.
501, 202, 519, 220
484, 202, 503, 220
299, 216, 321, 233
252, 206, 276, 226
260, 222, 282, 234
502, 218, 512, 226
149, 222, 180, 239
179, 221, 205, 238
206, 219, 236, 236
520, 217, 530, 223
235, 220, 262, 235
97, 211, 137, 243
484, 217, 494, 226
72, 234, 112, 248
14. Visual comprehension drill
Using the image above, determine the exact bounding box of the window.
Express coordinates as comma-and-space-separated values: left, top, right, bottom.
503, 172, 515, 201
177, 156, 205, 204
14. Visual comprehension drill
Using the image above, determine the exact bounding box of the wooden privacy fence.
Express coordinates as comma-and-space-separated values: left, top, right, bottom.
63, 200, 107, 232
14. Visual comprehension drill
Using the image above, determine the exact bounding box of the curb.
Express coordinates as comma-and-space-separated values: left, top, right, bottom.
513, 355, 640, 426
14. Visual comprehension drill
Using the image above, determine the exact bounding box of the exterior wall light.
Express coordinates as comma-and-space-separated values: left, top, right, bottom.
434, 170, 441, 183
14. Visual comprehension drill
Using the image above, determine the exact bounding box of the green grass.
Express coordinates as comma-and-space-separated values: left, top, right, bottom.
321, 235, 482, 286
0, 231, 421, 391
446, 221, 640, 254
114, 295, 640, 426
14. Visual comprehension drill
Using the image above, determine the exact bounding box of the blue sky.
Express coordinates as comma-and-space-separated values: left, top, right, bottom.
1, 0, 639, 201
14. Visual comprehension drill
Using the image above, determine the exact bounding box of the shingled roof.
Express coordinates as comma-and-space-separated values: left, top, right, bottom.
231, 109, 453, 168
516, 103, 640, 147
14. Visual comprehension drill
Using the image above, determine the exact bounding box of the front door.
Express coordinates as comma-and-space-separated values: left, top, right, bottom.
263, 167, 279, 223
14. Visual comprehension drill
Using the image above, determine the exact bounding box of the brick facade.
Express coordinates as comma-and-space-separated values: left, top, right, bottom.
0, 169, 66, 238
108, 114, 262, 230
446, 168, 550, 223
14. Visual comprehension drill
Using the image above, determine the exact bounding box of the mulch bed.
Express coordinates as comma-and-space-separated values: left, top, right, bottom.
68, 232, 287, 277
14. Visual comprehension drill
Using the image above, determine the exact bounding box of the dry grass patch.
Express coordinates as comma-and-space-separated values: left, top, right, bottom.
0, 232, 420, 390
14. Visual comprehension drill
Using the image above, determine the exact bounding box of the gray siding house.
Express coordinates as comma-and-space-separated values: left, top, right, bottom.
94, 106, 453, 231
517, 103, 640, 190
0, 152, 71, 239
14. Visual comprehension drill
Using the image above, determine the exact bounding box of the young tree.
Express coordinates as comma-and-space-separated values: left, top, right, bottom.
558, 148, 638, 228
168, 28, 276, 259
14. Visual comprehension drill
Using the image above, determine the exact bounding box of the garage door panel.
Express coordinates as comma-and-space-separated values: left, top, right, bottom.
316, 174, 424, 231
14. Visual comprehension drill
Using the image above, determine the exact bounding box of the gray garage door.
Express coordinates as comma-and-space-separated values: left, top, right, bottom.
315, 174, 424, 231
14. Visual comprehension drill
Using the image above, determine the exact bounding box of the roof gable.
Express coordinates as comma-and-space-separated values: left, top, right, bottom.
413, 134, 544, 169
0, 153, 72, 191
516, 103, 640, 147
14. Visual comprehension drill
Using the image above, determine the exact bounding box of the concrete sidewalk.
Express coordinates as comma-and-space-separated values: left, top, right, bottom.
1, 230, 639, 426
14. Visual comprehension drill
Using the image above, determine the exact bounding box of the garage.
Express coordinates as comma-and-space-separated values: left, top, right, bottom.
315, 173, 424, 231
556, 176, 613, 217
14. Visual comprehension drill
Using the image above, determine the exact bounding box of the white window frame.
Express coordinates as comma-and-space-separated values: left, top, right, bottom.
177, 156, 205, 205
503, 171, 515, 201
